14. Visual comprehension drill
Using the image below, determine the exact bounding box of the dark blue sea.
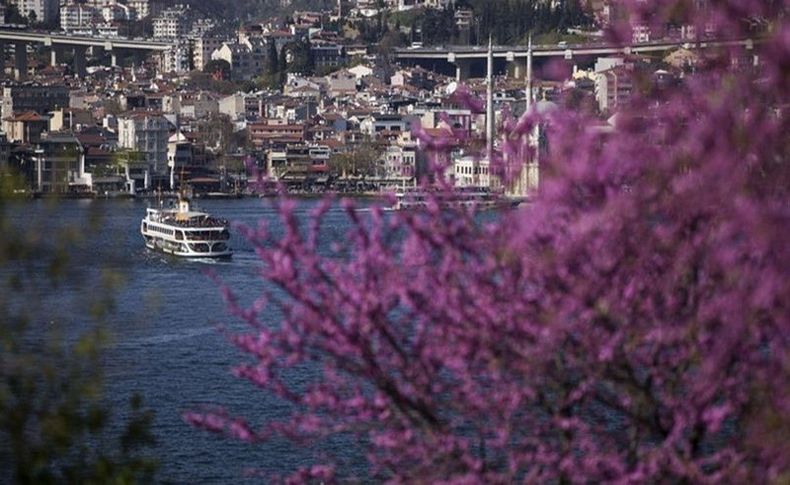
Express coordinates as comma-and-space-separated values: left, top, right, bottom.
3, 197, 374, 483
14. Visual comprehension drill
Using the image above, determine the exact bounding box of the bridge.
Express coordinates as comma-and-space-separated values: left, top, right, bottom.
394, 38, 757, 80
0, 29, 171, 79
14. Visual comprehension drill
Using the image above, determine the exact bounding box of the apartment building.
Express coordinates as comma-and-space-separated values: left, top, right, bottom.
117, 112, 170, 173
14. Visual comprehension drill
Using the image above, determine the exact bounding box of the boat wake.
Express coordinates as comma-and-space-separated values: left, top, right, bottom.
123, 326, 218, 346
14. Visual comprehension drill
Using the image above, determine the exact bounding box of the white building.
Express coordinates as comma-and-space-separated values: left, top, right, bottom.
153, 5, 192, 40
192, 34, 227, 71
451, 154, 489, 188
101, 3, 131, 23
60, 3, 99, 32
382, 143, 417, 179
160, 42, 192, 74
211, 42, 255, 81
127, 0, 149, 19
117, 112, 170, 174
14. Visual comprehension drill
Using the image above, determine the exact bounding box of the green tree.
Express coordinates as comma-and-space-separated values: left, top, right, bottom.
203, 59, 232, 80
0, 196, 158, 483
5, 4, 27, 24
266, 39, 278, 76
328, 142, 381, 178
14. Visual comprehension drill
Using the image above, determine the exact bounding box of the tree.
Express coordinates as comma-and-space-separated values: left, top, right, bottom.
4, 4, 27, 24
188, 1, 789, 482
266, 39, 278, 76
0, 192, 158, 482
328, 143, 381, 178
203, 59, 232, 81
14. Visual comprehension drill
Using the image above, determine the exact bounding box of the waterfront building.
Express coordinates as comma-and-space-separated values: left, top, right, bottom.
451, 153, 490, 188
267, 143, 329, 182
0, 131, 11, 170
32, 132, 89, 194
383, 143, 417, 179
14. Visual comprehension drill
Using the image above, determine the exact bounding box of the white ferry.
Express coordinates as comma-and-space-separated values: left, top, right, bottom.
140, 198, 232, 258
393, 187, 516, 211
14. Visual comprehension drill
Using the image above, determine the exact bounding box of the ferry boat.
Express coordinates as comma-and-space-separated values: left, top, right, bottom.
140, 198, 232, 258
393, 187, 516, 211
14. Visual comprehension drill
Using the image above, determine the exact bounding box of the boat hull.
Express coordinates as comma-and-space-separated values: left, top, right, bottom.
143, 237, 232, 259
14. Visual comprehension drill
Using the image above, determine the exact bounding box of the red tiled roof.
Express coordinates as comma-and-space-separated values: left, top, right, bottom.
4, 111, 46, 122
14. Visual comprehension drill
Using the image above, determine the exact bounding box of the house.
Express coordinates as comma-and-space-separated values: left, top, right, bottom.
283, 74, 323, 98
49, 108, 94, 132
382, 143, 417, 179
360, 113, 411, 137
268, 143, 330, 183
347, 64, 374, 80
212, 42, 255, 81
2, 111, 49, 144
310, 44, 346, 71
248, 121, 306, 150
450, 154, 490, 188
325, 69, 357, 98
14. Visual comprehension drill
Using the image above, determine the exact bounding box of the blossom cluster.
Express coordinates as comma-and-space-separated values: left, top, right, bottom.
187, 1, 789, 482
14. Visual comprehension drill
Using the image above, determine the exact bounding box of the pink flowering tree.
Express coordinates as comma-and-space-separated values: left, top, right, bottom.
187, 1, 789, 482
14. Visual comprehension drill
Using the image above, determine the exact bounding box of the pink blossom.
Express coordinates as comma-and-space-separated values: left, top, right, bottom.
189, 2, 790, 482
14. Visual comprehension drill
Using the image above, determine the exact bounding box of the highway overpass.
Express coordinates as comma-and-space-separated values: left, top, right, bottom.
0, 29, 170, 79
394, 38, 757, 80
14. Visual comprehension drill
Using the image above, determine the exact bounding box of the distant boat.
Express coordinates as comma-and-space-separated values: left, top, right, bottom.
392, 187, 517, 211
140, 197, 232, 258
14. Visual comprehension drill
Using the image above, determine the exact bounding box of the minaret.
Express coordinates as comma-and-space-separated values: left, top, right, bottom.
486, 36, 494, 162
526, 34, 533, 112
526, 34, 539, 197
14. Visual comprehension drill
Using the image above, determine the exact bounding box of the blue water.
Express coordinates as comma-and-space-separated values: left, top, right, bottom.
3, 197, 373, 483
